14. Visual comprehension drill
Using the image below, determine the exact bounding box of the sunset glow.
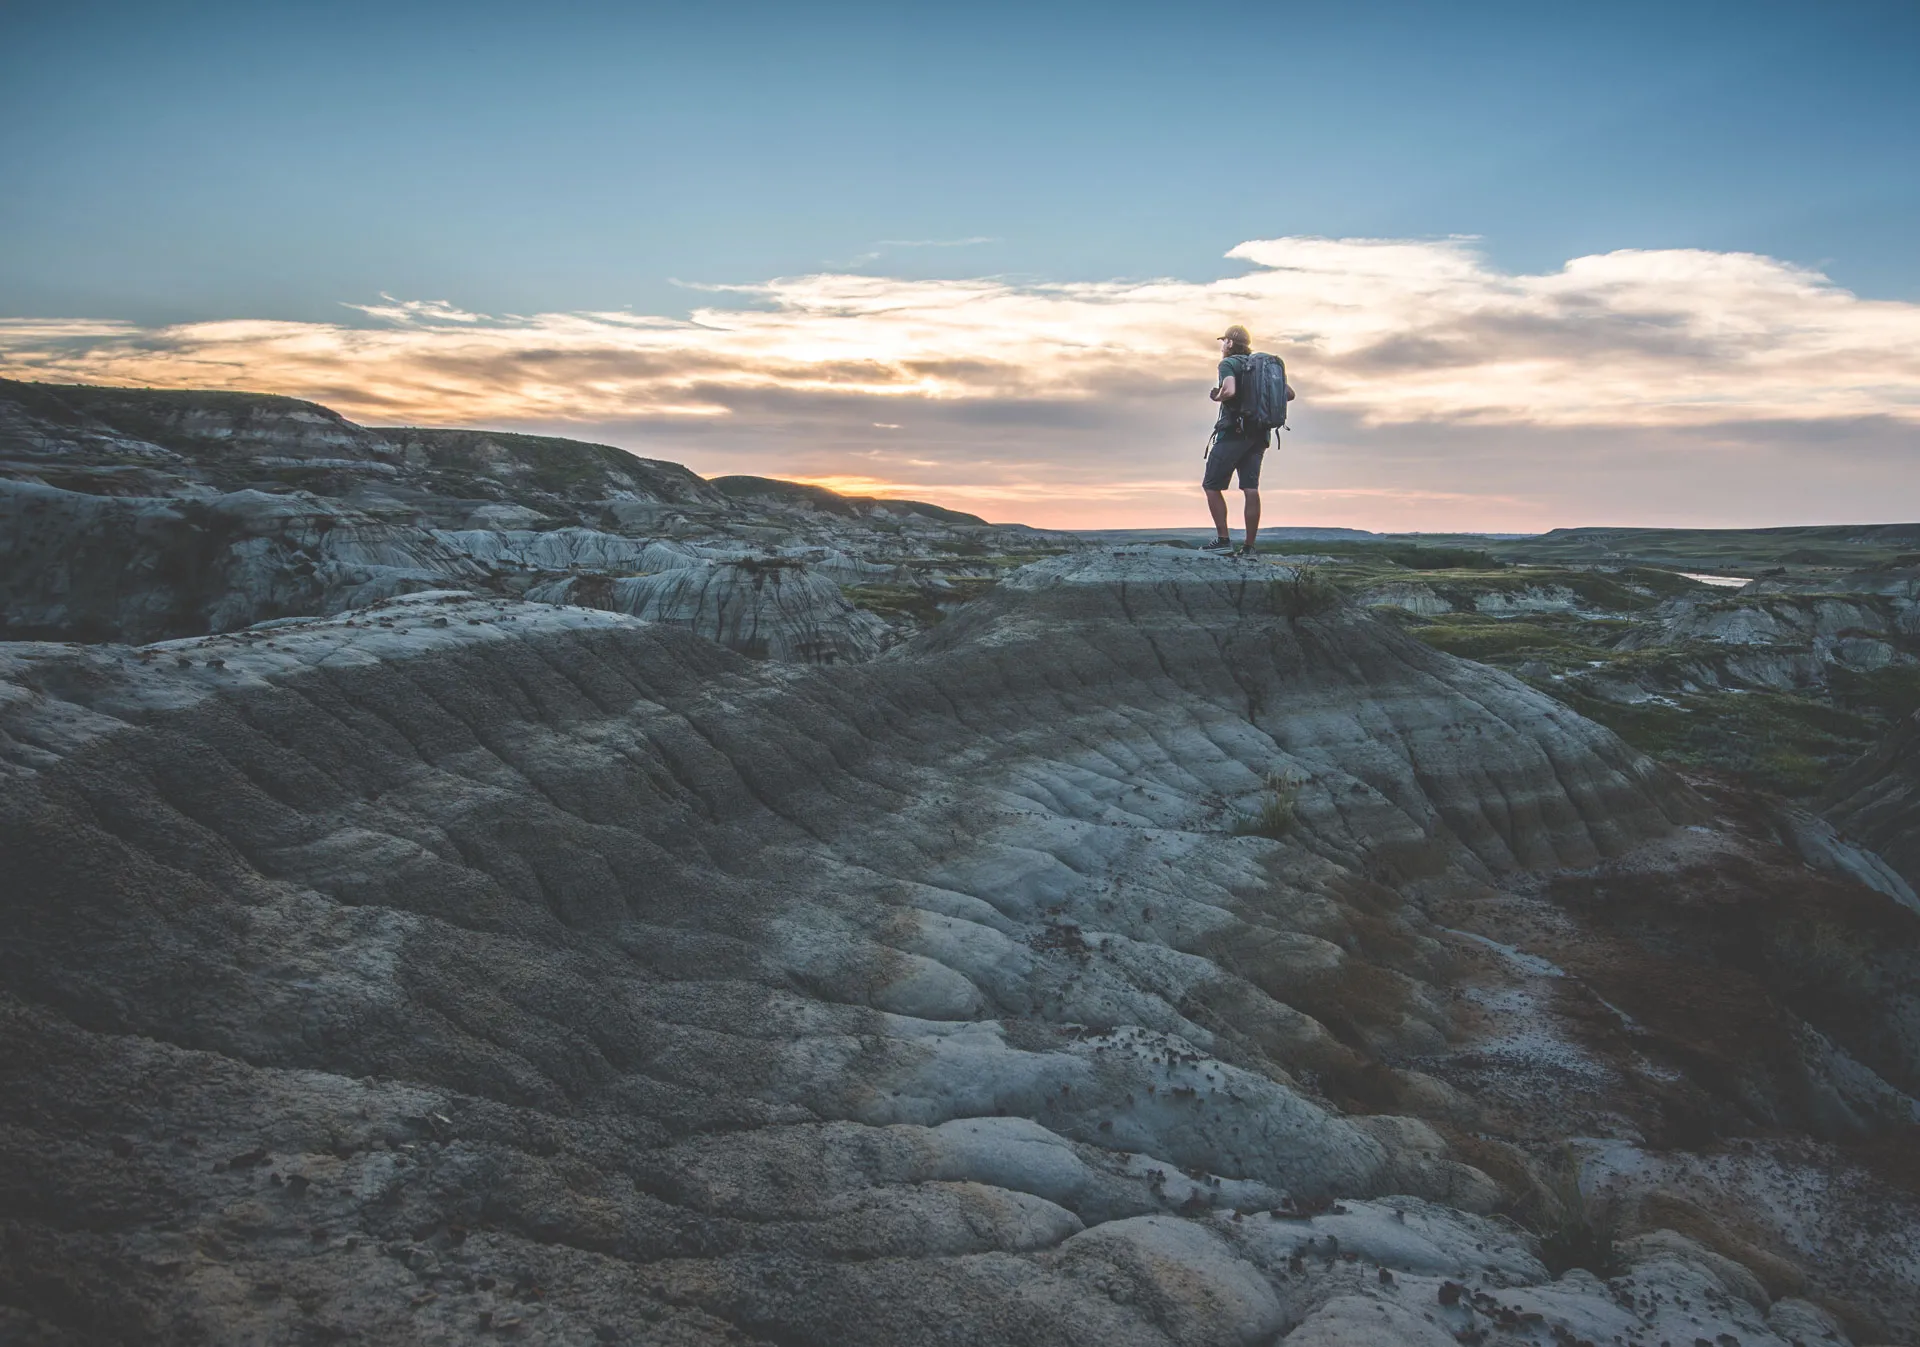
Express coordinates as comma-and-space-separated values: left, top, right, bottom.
4, 237, 1918, 530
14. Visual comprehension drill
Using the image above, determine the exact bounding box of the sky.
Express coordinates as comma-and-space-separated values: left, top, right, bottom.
2, 0, 1918, 531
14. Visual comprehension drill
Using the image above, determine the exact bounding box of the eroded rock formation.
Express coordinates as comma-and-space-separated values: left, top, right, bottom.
5, 542, 1916, 1344
0, 379, 1056, 659
5, 381, 1918, 1344
1827, 709, 1920, 893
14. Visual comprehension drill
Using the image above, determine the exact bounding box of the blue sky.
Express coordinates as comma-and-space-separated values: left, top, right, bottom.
3, 0, 1918, 528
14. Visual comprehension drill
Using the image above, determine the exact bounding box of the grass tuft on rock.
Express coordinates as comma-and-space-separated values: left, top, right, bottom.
1231, 773, 1301, 839
1529, 1153, 1624, 1280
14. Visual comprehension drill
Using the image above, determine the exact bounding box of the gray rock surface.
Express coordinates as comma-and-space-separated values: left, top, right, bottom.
0, 379, 1064, 659
9, 546, 1903, 1344
6, 381, 1916, 1343
1826, 709, 1920, 893
527, 561, 892, 663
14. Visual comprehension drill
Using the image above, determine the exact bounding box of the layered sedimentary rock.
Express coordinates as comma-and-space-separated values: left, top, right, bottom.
1827, 709, 1920, 892
0, 479, 490, 642
6, 378, 1919, 1343
0, 379, 1056, 659
527, 562, 892, 663
9, 548, 1913, 1344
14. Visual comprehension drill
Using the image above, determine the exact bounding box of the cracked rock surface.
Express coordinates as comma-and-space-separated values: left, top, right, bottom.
8, 546, 1915, 1344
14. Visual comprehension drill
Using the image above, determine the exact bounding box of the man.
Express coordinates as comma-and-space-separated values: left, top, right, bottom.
1201, 324, 1266, 554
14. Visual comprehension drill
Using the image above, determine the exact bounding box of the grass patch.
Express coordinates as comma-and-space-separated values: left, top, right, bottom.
1230, 773, 1302, 839
1828, 662, 1920, 720
1391, 582, 1912, 796
1518, 1148, 1624, 1280
1270, 540, 1507, 569
1410, 613, 1632, 664
1487, 523, 1920, 573
844, 584, 946, 626
844, 577, 1002, 627
1556, 685, 1879, 796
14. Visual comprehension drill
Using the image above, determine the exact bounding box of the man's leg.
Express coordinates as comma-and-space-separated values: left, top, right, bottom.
1204, 488, 1230, 541
1242, 489, 1261, 552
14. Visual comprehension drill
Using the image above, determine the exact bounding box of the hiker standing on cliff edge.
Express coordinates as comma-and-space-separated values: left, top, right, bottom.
1201, 324, 1292, 555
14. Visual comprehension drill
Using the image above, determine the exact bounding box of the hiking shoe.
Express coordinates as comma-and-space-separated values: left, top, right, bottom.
1237, 544, 1261, 558
1200, 537, 1234, 552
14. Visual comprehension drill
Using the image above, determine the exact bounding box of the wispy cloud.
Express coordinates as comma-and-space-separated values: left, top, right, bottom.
874, 236, 1000, 248
2, 237, 1918, 529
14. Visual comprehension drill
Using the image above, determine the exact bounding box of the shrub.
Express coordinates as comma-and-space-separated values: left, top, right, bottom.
1267, 567, 1342, 620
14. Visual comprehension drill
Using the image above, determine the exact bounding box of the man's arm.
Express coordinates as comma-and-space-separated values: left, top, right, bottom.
1211, 375, 1236, 402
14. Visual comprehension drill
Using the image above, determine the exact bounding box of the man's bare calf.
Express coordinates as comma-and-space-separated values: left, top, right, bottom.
1205, 486, 1260, 553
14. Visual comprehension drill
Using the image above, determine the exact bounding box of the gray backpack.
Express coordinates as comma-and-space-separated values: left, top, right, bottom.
1234, 353, 1294, 433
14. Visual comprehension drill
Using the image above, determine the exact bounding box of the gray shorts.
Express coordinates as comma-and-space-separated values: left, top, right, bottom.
1203, 433, 1267, 491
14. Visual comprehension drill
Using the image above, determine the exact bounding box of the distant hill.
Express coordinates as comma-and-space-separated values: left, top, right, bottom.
712, 474, 990, 526
1073, 526, 1382, 543
1499, 523, 1920, 569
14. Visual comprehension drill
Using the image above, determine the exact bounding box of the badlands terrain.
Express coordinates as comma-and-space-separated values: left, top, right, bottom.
2, 379, 1918, 1346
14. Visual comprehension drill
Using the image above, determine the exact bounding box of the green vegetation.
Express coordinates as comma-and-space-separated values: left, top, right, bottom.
1557, 686, 1874, 797
492, 436, 637, 494
844, 576, 1002, 628
1263, 567, 1343, 619
400, 428, 646, 495
845, 584, 946, 626
1398, 604, 1904, 795
1529, 1154, 1623, 1280
1828, 663, 1920, 721
1404, 611, 1636, 664
1324, 549, 1920, 797
1230, 773, 1302, 839
711, 474, 992, 526
1484, 523, 1920, 574
8, 381, 344, 461
1259, 539, 1506, 570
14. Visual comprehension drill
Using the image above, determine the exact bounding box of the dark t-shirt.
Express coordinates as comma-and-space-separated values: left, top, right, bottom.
1214, 353, 1254, 434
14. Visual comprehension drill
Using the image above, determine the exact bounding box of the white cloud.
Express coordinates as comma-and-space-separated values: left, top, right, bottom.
2, 236, 1917, 529
875, 236, 1000, 247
